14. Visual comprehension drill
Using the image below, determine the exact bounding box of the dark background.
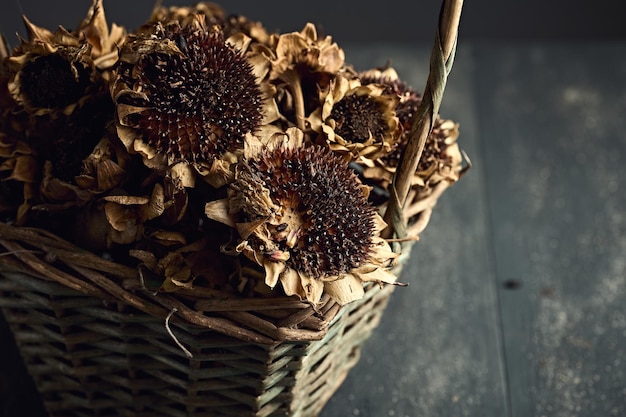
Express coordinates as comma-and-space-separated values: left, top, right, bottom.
1, 0, 626, 47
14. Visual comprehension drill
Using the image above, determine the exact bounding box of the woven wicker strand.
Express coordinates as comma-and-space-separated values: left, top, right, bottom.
0, 267, 397, 416
0, 1, 463, 416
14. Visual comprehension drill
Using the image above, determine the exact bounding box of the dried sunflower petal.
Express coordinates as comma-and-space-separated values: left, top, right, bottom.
362, 116, 462, 191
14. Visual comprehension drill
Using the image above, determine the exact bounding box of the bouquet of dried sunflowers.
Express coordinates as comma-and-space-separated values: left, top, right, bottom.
0, 0, 464, 306
0, 1, 467, 415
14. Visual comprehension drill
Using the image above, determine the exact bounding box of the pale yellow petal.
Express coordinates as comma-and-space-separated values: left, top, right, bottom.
21, 15, 55, 43
324, 274, 365, 305
299, 272, 324, 304
264, 260, 286, 289
279, 268, 302, 298
148, 230, 187, 246
373, 213, 388, 233
142, 183, 165, 220
357, 266, 397, 285
103, 195, 149, 205
204, 199, 236, 227
129, 249, 158, 270
103, 202, 134, 231
284, 127, 304, 148
169, 162, 195, 188
133, 140, 167, 170
300, 22, 317, 41
115, 125, 140, 150
226, 32, 251, 53
371, 237, 399, 263
243, 132, 266, 160
235, 219, 267, 240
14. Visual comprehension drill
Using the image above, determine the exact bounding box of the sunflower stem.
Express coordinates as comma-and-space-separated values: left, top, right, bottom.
284, 69, 306, 130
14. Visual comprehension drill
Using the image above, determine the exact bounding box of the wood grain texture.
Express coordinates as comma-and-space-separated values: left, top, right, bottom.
476, 44, 626, 417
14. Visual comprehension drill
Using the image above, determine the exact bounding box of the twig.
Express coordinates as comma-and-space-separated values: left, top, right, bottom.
0, 249, 43, 257
165, 308, 193, 359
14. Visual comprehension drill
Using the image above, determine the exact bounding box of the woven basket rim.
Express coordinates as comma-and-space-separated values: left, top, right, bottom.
0, 181, 445, 345
0, 227, 412, 346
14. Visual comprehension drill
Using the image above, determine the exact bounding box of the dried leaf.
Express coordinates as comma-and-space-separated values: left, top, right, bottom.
170, 162, 195, 188
104, 201, 136, 232
141, 183, 165, 221
299, 272, 324, 304
5, 155, 38, 182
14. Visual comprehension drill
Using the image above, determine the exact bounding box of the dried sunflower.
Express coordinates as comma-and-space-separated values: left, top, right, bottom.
205, 129, 398, 305
267, 23, 346, 129
359, 66, 423, 132
111, 18, 265, 187
269, 23, 344, 82
357, 67, 463, 190
308, 75, 400, 163
30, 91, 118, 212
149, 2, 271, 45
6, 0, 123, 116
0, 1, 125, 222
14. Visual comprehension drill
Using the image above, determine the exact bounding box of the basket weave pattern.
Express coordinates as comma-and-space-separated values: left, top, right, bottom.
0, 222, 406, 417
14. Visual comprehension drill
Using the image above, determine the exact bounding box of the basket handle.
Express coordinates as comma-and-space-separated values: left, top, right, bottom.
383, 0, 464, 240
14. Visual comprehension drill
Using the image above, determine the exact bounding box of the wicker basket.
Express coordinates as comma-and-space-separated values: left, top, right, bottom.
0, 0, 463, 415
0, 222, 412, 417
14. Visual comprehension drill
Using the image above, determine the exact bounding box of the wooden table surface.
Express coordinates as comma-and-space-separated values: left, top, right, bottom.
2, 42, 625, 417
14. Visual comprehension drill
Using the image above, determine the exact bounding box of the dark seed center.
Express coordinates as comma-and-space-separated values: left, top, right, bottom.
249, 147, 375, 278
329, 95, 387, 143
20, 54, 91, 109
120, 27, 263, 164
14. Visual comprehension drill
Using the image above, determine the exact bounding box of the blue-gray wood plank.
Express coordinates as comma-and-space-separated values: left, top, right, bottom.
2, 43, 626, 417
475, 44, 626, 417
